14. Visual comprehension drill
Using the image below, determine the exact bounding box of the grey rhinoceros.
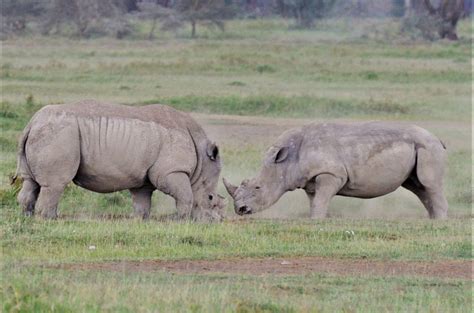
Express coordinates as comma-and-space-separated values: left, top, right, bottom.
13, 100, 224, 221
224, 122, 448, 219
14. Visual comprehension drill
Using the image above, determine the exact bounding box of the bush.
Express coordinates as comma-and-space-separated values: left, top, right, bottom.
401, 13, 441, 41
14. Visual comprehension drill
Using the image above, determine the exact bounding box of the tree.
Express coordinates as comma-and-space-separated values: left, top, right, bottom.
422, 0, 464, 40
1, 0, 46, 35
174, 0, 235, 38
403, 0, 464, 40
276, 0, 337, 28
136, 1, 175, 39
142, 0, 235, 38
42, 0, 121, 37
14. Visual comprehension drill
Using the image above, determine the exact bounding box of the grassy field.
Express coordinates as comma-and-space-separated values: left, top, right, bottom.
0, 18, 472, 312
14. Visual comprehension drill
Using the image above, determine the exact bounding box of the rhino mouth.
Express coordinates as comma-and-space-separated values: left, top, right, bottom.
237, 205, 252, 215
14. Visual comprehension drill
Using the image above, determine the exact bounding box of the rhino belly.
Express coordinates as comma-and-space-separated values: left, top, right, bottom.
73, 117, 158, 193
338, 141, 416, 198
73, 164, 149, 193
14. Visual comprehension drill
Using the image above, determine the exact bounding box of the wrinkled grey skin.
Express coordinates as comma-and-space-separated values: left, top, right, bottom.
14, 100, 224, 221
224, 122, 448, 219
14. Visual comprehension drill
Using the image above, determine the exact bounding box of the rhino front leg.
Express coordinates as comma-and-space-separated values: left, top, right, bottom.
307, 174, 343, 219
130, 187, 154, 219
156, 172, 193, 220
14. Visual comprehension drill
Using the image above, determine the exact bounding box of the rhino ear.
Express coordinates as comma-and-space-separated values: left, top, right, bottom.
274, 147, 289, 163
207, 142, 219, 161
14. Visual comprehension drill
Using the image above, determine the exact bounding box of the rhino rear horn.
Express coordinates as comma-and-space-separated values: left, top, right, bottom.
223, 178, 238, 198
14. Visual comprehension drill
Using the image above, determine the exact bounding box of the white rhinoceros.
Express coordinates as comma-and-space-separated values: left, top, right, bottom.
14, 100, 223, 221
224, 122, 448, 219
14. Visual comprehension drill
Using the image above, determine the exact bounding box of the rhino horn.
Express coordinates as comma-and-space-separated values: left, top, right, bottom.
223, 178, 238, 198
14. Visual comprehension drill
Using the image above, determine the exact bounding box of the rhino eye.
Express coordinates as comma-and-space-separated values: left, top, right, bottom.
255, 186, 261, 190
208, 194, 214, 201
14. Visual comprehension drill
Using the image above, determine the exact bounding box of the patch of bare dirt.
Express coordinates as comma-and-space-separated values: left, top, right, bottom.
54, 257, 472, 280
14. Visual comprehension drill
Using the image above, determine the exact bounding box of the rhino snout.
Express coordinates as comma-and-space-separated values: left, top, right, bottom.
236, 205, 252, 215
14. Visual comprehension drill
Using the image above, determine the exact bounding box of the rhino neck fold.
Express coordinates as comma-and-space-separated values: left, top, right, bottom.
187, 126, 203, 187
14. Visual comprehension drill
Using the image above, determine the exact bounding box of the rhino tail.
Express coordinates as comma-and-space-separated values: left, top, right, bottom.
11, 122, 33, 185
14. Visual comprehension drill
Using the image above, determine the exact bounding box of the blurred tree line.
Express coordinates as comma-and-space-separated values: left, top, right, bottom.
1, 0, 471, 39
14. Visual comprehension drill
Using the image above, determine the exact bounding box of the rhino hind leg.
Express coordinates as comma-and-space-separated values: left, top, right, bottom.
130, 187, 153, 219
402, 146, 448, 219
17, 179, 40, 216
307, 174, 344, 219
26, 122, 80, 219
35, 184, 67, 219
402, 178, 447, 219
424, 190, 448, 219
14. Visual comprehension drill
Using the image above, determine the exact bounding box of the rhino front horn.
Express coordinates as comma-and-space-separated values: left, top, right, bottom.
223, 178, 238, 198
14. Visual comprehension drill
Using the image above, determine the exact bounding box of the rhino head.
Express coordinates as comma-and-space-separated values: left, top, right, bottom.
190, 141, 224, 220
192, 192, 227, 222
224, 130, 304, 215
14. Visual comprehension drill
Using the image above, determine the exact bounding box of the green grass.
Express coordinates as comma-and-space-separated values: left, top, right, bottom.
1, 208, 471, 263
0, 18, 472, 312
0, 19, 471, 121
2, 268, 471, 313
1, 209, 471, 312
143, 95, 417, 118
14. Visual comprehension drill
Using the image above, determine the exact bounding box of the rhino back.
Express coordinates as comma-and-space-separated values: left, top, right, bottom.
59, 100, 202, 133
301, 122, 436, 162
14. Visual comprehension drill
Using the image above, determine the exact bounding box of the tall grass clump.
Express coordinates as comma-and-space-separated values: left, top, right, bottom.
140, 95, 412, 118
